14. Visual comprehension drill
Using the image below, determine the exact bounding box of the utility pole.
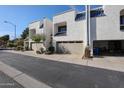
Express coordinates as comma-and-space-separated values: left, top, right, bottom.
4, 21, 16, 40
86, 5, 90, 46
83, 5, 92, 58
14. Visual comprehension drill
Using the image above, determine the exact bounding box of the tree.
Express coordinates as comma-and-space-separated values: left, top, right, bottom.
16, 39, 24, 46
21, 28, 29, 39
32, 34, 45, 43
15, 39, 24, 51
0, 35, 10, 48
7, 40, 16, 48
0, 35, 10, 41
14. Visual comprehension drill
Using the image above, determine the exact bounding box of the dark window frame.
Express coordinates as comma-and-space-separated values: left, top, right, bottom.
90, 9, 105, 17
58, 25, 67, 33
120, 15, 124, 25
39, 24, 44, 29
120, 9, 124, 30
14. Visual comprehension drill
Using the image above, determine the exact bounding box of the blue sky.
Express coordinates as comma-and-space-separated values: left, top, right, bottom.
0, 5, 102, 39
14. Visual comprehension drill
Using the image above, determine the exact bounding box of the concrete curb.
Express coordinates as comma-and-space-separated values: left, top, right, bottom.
0, 61, 51, 88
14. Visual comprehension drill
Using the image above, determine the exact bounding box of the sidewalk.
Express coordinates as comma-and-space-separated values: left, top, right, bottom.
0, 60, 50, 88
0, 71, 22, 88
5, 50, 86, 65
4, 50, 124, 72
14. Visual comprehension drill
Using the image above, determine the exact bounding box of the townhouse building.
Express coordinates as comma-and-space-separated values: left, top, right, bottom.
24, 18, 52, 51
53, 5, 124, 56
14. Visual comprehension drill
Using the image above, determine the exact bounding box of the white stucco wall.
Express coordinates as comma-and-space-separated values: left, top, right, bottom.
53, 10, 87, 55
32, 43, 45, 51
29, 21, 43, 35
28, 18, 52, 50
53, 6, 124, 55
43, 18, 53, 48
90, 5, 124, 41
53, 10, 86, 42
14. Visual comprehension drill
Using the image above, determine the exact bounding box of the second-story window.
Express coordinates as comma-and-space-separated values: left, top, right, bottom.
58, 25, 67, 33
90, 8, 105, 17
120, 15, 124, 25
120, 9, 124, 30
39, 24, 44, 29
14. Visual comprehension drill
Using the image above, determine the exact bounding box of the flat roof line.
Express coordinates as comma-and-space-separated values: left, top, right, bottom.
54, 9, 76, 17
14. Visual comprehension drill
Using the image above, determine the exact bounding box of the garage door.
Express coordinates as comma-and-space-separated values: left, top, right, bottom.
93, 40, 124, 56
57, 41, 84, 55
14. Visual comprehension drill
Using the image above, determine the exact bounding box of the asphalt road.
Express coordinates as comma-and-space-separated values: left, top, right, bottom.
0, 51, 124, 88
0, 71, 22, 88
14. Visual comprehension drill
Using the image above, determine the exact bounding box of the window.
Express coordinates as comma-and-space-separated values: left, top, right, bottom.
39, 24, 44, 29
75, 13, 85, 21
54, 25, 67, 36
120, 9, 124, 30
75, 8, 105, 21
120, 16, 124, 25
90, 8, 105, 17
58, 25, 67, 33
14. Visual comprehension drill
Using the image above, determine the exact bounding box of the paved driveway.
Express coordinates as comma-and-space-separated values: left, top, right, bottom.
0, 52, 124, 88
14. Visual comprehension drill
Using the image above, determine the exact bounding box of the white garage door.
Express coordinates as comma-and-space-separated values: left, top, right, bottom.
57, 41, 84, 55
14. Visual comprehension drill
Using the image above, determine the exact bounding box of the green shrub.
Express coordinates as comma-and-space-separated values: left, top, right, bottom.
15, 46, 23, 51
45, 45, 55, 54
36, 50, 41, 54
32, 34, 45, 43
40, 47, 45, 54
16, 39, 24, 46
7, 42, 16, 47
48, 46, 55, 53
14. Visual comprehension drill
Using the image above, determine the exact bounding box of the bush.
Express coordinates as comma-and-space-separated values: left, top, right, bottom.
45, 46, 55, 54
7, 42, 14, 47
40, 47, 45, 54
36, 50, 41, 54
48, 46, 55, 53
32, 34, 45, 43
25, 46, 29, 51
16, 39, 24, 46
35, 47, 45, 54
15, 46, 23, 51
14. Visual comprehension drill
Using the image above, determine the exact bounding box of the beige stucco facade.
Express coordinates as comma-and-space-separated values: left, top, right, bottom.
24, 18, 52, 51
53, 10, 87, 55
53, 5, 124, 56
25, 5, 124, 56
